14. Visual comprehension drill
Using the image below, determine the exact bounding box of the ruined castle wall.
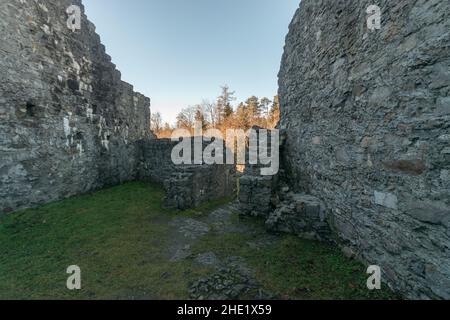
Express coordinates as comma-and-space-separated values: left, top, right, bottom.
138, 139, 179, 185
0, 0, 151, 213
278, 0, 450, 299
139, 139, 237, 210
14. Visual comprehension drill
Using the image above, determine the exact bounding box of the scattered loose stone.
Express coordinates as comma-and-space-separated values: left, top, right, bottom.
170, 244, 192, 262
195, 252, 221, 267
170, 218, 210, 240
189, 266, 264, 300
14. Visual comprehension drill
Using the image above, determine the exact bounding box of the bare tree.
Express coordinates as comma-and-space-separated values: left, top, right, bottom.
201, 99, 218, 128
176, 106, 197, 130
151, 112, 163, 133
157, 122, 174, 138
194, 105, 208, 131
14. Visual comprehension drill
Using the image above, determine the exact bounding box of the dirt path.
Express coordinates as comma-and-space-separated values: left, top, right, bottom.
167, 202, 277, 300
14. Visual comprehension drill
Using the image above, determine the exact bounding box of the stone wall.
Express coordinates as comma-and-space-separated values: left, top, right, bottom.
238, 128, 332, 242
278, 0, 450, 299
139, 139, 237, 210
238, 128, 280, 218
138, 139, 179, 185
0, 0, 152, 213
163, 165, 236, 210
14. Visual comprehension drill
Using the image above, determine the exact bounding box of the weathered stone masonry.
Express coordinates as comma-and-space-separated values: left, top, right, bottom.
277, 0, 450, 299
0, 0, 236, 213
139, 139, 236, 210
0, 0, 152, 213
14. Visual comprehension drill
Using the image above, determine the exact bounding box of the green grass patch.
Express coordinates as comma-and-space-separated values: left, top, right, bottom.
0, 183, 396, 300
192, 215, 397, 300
0, 182, 211, 300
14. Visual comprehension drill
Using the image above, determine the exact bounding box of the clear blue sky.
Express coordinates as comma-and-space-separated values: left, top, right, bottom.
83, 0, 299, 124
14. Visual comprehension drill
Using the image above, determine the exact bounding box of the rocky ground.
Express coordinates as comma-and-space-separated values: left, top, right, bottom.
168, 203, 277, 300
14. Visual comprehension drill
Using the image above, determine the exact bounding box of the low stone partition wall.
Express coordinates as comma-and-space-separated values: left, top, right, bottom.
266, 191, 332, 242
238, 175, 275, 217
139, 138, 237, 210
163, 165, 236, 210
238, 127, 333, 241
238, 127, 280, 217
138, 139, 179, 184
